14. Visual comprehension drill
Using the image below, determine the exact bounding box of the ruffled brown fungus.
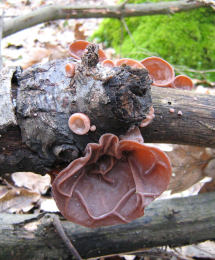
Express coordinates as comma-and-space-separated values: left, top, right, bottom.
173, 75, 193, 90
141, 57, 175, 87
116, 58, 145, 69
69, 40, 107, 62
68, 113, 91, 135
52, 133, 171, 228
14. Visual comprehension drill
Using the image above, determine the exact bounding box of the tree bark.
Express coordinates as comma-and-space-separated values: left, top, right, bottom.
0, 53, 215, 175
0, 192, 215, 259
3, 0, 208, 38
142, 86, 215, 147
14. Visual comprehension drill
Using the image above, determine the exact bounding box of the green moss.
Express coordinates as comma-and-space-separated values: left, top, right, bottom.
91, 0, 215, 81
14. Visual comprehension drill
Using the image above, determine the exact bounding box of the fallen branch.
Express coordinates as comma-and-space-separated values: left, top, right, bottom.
0, 192, 215, 259
3, 0, 208, 38
0, 56, 215, 175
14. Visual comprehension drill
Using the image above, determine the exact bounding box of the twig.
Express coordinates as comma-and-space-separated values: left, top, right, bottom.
121, 17, 137, 49
175, 66, 215, 74
52, 215, 82, 260
196, 0, 215, 9
3, 1, 207, 38
118, 0, 130, 10
120, 18, 124, 58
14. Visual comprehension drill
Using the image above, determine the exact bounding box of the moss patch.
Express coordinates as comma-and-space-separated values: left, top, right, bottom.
91, 0, 215, 81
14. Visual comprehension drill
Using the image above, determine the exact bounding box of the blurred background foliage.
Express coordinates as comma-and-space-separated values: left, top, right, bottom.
91, 0, 215, 81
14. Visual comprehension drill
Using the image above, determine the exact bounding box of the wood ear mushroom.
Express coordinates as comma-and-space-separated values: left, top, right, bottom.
52, 133, 171, 228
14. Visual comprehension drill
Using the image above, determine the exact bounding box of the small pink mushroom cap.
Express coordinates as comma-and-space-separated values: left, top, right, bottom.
141, 57, 175, 87
68, 113, 91, 135
65, 63, 75, 77
69, 40, 107, 62
116, 58, 145, 69
173, 75, 193, 90
90, 125, 96, 132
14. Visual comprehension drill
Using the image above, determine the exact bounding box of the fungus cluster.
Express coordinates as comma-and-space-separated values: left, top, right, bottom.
52, 40, 194, 228
65, 40, 193, 91
140, 57, 193, 90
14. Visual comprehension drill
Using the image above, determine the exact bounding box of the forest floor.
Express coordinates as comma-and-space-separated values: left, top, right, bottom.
1, 0, 215, 259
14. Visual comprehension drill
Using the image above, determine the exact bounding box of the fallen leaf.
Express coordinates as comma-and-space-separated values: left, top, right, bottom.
0, 185, 9, 199
175, 241, 215, 258
167, 145, 213, 193
74, 22, 87, 40
199, 178, 215, 193
11, 172, 51, 194
0, 187, 40, 213
21, 48, 51, 69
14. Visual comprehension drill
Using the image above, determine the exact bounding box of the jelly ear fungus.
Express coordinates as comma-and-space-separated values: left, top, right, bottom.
141, 57, 175, 88
52, 132, 171, 228
140, 56, 193, 90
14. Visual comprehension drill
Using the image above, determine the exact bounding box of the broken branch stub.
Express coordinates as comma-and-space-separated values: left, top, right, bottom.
15, 44, 152, 172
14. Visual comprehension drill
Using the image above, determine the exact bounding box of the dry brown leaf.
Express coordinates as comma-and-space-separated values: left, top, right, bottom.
43, 42, 69, 61
175, 241, 215, 258
22, 47, 51, 69
0, 186, 40, 213
11, 172, 51, 195
199, 179, 215, 193
22, 44, 68, 69
0, 185, 9, 199
167, 145, 213, 193
74, 22, 87, 40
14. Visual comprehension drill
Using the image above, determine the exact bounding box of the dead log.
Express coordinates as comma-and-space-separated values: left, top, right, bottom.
0, 45, 215, 175
0, 192, 215, 259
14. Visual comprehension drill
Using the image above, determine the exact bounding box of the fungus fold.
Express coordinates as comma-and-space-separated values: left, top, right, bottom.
52, 132, 171, 228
